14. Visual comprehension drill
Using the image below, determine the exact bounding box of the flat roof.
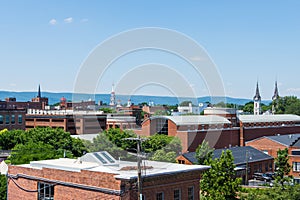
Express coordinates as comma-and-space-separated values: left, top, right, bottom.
238, 114, 300, 123
19, 157, 210, 180
145, 115, 231, 126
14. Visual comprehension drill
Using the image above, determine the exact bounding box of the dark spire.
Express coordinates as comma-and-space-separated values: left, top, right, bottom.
272, 81, 279, 100
253, 82, 261, 101
37, 84, 41, 98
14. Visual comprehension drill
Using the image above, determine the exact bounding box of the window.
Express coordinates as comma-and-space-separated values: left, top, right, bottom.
188, 186, 194, 200
155, 118, 168, 135
18, 115, 23, 124
38, 182, 54, 200
11, 115, 15, 124
292, 150, 300, 156
156, 192, 164, 200
174, 189, 181, 200
178, 160, 185, 164
0, 115, 3, 124
5, 115, 10, 125
293, 162, 300, 172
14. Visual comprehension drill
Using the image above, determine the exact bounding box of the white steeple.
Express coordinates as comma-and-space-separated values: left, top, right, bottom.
109, 84, 116, 107
253, 82, 261, 115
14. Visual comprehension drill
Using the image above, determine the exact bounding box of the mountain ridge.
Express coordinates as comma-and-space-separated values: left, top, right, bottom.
0, 91, 271, 106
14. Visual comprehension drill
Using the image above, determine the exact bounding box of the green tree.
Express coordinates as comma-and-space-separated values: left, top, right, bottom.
149, 137, 182, 162
83, 132, 131, 159
179, 101, 193, 106
274, 148, 292, 188
150, 150, 177, 162
195, 140, 214, 165
0, 174, 6, 200
261, 103, 272, 113
0, 129, 26, 150
275, 96, 300, 115
200, 150, 241, 200
142, 134, 173, 153
99, 107, 116, 113
10, 142, 61, 165
242, 101, 254, 114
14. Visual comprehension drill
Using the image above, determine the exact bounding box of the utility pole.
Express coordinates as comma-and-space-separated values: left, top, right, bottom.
123, 136, 144, 200
245, 150, 248, 185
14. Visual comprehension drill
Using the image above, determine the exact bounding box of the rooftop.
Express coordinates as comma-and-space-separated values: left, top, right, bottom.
248, 134, 300, 147
238, 114, 300, 123
19, 152, 210, 180
181, 146, 273, 166
145, 115, 231, 126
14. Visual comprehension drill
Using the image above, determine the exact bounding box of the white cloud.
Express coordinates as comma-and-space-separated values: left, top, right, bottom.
64, 17, 73, 23
49, 19, 57, 25
80, 18, 88, 23
287, 88, 300, 92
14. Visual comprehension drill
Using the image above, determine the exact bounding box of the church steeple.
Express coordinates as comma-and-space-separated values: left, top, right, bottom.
272, 80, 280, 114
272, 81, 279, 101
253, 82, 261, 101
37, 84, 41, 98
109, 84, 116, 107
253, 82, 261, 115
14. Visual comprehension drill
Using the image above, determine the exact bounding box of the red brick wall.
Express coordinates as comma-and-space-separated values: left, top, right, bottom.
242, 126, 300, 145
246, 137, 286, 158
246, 137, 300, 178
168, 121, 177, 137
8, 165, 122, 200
8, 165, 204, 200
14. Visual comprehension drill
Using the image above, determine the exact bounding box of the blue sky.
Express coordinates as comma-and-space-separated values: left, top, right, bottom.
0, 1, 300, 100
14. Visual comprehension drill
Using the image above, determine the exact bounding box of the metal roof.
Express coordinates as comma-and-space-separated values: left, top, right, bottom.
238, 114, 300, 123
264, 134, 300, 147
146, 115, 231, 126
182, 146, 273, 166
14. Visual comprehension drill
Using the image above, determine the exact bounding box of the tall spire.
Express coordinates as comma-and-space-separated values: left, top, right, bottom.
37, 84, 41, 98
272, 81, 279, 101
109, 83, 116, 107
253, 82, 261, 101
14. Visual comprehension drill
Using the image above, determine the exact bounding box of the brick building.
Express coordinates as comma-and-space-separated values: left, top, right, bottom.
176, 146, 274, 184
26, 109, 106, 134
136, 114, 300, 153
7, 151, 209, 200
0, 108, 26, 130
239, 114, 300, 146
246, 134, 300, 183
0, 85, 49, 110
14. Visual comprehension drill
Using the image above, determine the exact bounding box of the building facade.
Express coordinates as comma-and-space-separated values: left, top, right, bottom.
176, 146, 274, 184
8, 152, 209, 200
246, 134, 300, 183
25, 109, 106, 134
0, 109, 26, 130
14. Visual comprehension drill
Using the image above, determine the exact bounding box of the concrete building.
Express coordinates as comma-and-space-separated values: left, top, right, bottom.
25, 109, 106, 134
7, 152, 209, 200
246, 134, 300, 183
176, 146, 274, 184
177, 103, 206, 115
106, 114, 138, 130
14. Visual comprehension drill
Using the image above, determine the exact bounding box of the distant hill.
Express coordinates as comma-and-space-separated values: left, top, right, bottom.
0, 91, 271, 106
